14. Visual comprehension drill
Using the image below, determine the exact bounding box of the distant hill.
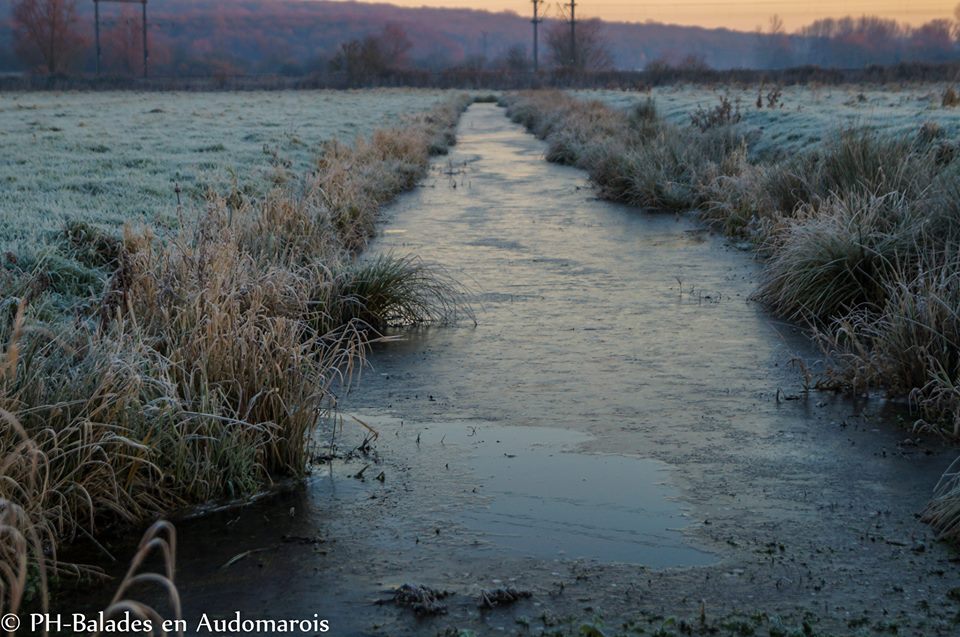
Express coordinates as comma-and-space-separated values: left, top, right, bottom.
0, 0, 956, 75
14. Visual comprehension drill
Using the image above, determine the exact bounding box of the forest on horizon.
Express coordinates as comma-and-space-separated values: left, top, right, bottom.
1, 0, 959, 78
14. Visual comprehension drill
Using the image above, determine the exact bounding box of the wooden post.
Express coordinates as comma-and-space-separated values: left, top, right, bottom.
532, 0, 541, 73
569, 0, 576, 70
94, 0, 101, 76
141, 0, 148, 78
93, 0, 149, 77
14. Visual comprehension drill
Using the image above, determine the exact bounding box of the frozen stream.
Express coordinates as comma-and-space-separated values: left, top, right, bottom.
59, 103, 960, 637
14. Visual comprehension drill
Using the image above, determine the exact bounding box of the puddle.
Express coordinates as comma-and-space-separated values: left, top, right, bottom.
431, 423, 711, 565
353, 414, 714, 566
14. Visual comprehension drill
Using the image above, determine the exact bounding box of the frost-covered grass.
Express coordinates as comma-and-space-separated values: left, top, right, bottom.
576, 84, 960, 159
0, 93, 472, 609
0, 89, 452, 250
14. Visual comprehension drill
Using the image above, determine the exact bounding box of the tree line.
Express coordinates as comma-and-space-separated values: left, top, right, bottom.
4, 0, 960, 77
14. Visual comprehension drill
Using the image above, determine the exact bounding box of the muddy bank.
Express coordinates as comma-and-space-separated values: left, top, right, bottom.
58, 103, 959, 636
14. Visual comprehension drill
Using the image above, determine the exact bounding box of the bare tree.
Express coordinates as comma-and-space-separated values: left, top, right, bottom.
545, 18, 612, 71
768, 14, 785, 36
678, 53, 710, 70
378, 22, 412, 69
909, 19, 956, 62
12, 0, 87, 74
330, 23, 412, 84
103, 4, 141, 75
756, 13, 793, 68
500, 44, 530, 72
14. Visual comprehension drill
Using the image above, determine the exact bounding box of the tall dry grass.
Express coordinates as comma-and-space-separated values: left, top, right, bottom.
0, 94, 472, 609
503, 90, 960, 540
0, 395, 181, 633
315, 98, 468, 251
506, 91, 744, 212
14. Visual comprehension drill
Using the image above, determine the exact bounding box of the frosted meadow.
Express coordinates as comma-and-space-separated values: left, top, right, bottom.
6, 84, 957, 254
0, 89, 452, 250
579, 83, 960, 158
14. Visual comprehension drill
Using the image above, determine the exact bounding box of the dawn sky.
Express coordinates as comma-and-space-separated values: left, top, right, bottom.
359, 0, 956, 32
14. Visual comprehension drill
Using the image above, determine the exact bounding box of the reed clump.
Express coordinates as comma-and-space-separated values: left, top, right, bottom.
506, 91, 744, 212
1, 94, 472, 603
0, 387, 181, 627
503, 90, 960, 540
316, 97, 471, 251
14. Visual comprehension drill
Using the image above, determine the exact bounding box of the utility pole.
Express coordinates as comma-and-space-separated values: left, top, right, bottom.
94, 0, 101, 75
531, 0, 542, 72
141, 0, 148, 78
567, 0, 577, 70
92, 0, 148, 78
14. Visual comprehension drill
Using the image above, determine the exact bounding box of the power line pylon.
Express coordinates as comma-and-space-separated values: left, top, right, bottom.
531, 0, 543, 73
93, 0, 149, 78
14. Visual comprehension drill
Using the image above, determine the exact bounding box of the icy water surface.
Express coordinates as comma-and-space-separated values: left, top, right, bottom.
453, 426, 704, 565
57, 103, 960, 636
344, 415, 712, 566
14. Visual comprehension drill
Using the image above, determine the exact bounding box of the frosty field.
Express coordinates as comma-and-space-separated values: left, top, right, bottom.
0, 89, 451, 251
5, 85, 955, 256
578, 83, 960, 158
6, 81, 960, 636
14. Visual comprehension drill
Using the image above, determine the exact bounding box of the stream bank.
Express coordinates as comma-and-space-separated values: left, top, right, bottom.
59, 103, 960, 637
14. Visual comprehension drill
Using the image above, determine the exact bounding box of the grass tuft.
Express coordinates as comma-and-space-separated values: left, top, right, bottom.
942, 86, 960, 108
330, 254, 473, 332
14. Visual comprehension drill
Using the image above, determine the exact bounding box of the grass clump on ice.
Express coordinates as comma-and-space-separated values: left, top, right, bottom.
330, 254, 470, 332
502, 89, 960, 540
0, 93, 473, 608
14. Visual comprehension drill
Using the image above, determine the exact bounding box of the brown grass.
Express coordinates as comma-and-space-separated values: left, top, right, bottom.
100, 521, 182, 635
0, 93, 472, 606
505, 90, 743, 212
942, 86, 960, 108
